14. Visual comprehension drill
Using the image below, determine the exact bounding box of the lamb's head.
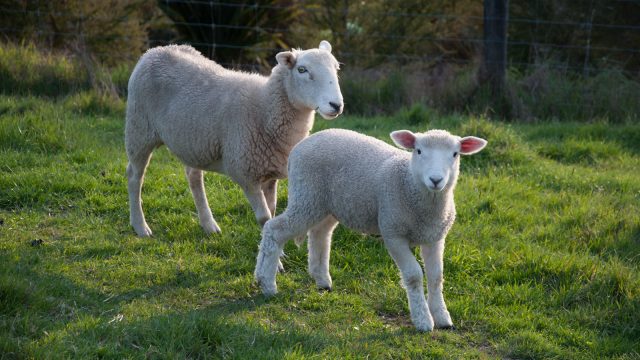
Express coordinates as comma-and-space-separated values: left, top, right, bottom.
275, 40, 343, 119
391, 129, 487, 192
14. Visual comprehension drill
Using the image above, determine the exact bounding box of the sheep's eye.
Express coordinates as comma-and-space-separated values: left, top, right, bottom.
417, 149, 422, 155
453, 152, 458, 157
297, 66, 307, 73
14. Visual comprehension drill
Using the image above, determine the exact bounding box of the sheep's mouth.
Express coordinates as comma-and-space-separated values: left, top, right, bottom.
317, 109, 341, 120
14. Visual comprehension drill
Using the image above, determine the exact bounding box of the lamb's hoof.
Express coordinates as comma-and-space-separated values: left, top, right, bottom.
133, 223, 153, 237
277, 261, 285, 273
413, 317, 435, 333
437, 324, 456, 330
414, 324, 434, 333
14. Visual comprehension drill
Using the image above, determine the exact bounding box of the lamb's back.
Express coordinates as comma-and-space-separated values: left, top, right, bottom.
289, 128, 408, 233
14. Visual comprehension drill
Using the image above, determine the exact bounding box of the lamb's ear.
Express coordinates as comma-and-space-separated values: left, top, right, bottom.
319, 40, 332, 53
390, 130, 416, 150
276, 51, 296, 69
459, 136, 487, 155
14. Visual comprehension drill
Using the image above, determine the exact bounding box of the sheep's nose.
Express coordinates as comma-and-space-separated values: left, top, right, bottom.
329, 102, 342, 113
429, 176, 443, 187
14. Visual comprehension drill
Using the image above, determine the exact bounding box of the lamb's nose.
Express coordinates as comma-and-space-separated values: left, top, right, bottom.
329, 102, 342, 113
429, 176, 443, 187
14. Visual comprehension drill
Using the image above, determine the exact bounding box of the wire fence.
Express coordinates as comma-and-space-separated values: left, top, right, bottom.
1, 1, 639, 72
1, 0, 639, 119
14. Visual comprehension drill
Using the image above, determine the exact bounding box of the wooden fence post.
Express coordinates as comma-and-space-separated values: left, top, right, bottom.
480, 0, 509, 95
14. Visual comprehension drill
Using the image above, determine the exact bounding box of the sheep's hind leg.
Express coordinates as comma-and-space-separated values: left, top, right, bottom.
384, 239, 433, 332
185, 166, 221, 234
241, 183, 272, 226
126, 145, 155, 237
255, 210, 323, 296
262, 179, 278, 217
307, 215, 339, 291
421, 241, 454, 329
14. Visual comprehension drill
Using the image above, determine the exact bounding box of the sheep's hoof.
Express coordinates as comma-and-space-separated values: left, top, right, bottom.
202, 223, 222, 235
257, 216, 270, 227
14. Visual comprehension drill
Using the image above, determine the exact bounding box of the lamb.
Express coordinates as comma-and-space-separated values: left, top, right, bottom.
254, 128, 487, 331
125, 41, 343, 237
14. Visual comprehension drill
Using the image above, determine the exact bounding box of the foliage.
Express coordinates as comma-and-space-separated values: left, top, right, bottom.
158, 0, 301, 66
0, 42, 87, 97
509, 0, 640, 72
0, 0, 162, 66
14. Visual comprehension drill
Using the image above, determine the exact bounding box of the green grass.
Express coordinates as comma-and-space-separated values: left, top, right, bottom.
0, 92, 638, 359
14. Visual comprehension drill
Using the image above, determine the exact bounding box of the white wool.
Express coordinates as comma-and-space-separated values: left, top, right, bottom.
125, 42, 343, 237
254, 128, 487, 332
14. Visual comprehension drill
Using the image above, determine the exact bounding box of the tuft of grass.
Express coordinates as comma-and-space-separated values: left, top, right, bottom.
0, 42, 88, 97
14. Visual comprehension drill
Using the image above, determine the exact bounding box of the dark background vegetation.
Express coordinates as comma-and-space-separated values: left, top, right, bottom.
0, 0, 639, 121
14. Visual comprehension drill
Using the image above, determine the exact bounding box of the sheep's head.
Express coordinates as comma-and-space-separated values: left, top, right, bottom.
275, 40, 343, 120
391, 129, 487, 192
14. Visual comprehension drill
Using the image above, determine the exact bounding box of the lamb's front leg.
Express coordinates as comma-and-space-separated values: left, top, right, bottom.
420, 241, 454, 329
384, 239, 433, 332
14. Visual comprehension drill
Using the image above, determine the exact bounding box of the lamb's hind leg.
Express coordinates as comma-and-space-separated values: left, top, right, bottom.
255, 209, 325, 296
307, 215, 339, 291
126, 144, 155, 237
185, 166, 221, 234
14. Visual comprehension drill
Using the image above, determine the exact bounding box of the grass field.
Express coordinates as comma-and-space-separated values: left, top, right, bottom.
0, 93, 639, 359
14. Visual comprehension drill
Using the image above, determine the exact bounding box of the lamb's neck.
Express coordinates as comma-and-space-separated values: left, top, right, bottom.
402, 164, 454, 213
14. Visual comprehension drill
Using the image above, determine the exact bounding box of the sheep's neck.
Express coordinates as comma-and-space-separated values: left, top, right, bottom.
263, 72, 314, 144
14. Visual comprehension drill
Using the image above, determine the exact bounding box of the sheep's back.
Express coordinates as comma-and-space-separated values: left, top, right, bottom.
126, 45, 269, 170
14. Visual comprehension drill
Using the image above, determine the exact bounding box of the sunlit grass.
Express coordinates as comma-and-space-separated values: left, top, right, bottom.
0, 93, 638, 358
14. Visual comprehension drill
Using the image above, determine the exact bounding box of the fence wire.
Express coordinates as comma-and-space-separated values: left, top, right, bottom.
1, 1, 639, 119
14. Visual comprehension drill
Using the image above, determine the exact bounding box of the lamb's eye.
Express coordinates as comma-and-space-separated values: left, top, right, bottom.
453, 152, 458, 157
297, 66, 307, 73
417, 149, 422, 155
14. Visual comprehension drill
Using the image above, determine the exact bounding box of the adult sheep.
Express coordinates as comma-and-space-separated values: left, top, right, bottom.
254, 128, 487, 331
125, 41, 343, 237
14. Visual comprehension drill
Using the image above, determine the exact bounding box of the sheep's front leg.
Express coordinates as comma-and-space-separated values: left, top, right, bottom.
185, 167, 221, 234
262, 180, 278, 217
421, 241, 454, 329
241, 183, 272, 226
384, 239, 433, 332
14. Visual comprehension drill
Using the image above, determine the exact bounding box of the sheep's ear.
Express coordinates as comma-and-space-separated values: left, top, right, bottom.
390, 130, 416, 150
459, 136, 487, 155
276, 51, 296, 69
319, 40, 332, 53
